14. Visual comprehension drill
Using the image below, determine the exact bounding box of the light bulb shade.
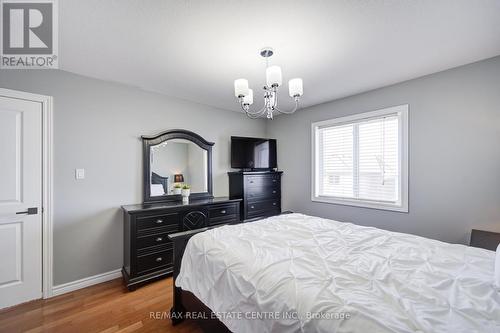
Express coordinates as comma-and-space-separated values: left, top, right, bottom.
242, 89, 253, 105
289, 78, 303, 97
234, 79, 249, 97
266, 66, 282, 87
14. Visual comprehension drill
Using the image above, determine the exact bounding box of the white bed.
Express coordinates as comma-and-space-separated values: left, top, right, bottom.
176, 213, 500, 333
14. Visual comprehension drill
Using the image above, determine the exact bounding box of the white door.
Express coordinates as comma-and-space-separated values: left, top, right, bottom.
0, 94, 42, 309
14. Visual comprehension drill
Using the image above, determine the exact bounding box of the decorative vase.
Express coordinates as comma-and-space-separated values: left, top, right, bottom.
181, 188, 190, 198
173, 188, 182, 195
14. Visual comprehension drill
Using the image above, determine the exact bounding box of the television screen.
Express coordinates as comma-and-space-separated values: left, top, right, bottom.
231, 136, 277, 169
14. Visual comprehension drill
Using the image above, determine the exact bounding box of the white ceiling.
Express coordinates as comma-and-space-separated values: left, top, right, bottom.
60, 0, 500, 112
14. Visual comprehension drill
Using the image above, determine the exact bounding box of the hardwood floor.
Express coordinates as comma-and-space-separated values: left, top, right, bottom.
0, 277, 203, 333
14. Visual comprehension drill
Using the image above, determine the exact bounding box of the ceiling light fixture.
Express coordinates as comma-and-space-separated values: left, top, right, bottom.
234, 47, 303, 119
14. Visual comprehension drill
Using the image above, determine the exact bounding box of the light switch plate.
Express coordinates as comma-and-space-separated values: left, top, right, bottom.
75, 168, 85, 180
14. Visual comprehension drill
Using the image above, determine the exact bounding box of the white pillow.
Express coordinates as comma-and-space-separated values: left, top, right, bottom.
495, 243, 500, 288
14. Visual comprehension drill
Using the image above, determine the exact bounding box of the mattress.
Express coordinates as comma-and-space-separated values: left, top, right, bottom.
175, 213, 500, 333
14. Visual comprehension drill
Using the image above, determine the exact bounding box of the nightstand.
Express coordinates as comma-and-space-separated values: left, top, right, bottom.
470, 229, 500, 251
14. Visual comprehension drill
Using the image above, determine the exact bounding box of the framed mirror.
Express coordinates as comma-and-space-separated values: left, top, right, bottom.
142, 129, 214, 203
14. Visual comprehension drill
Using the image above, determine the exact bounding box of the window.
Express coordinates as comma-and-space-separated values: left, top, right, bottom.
312, 105, 408, 212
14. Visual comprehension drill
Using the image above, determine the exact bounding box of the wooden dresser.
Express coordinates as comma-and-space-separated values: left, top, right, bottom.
121, 197, 241, 290
228, 171, 282, 221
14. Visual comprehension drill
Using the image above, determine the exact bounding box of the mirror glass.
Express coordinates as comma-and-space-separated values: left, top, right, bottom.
149, 139, 208, 197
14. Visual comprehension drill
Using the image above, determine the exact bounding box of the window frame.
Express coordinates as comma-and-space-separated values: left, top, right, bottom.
311, 105, 409, 212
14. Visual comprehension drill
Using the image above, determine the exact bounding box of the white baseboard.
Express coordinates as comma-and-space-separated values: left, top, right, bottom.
52, 269, 122, 297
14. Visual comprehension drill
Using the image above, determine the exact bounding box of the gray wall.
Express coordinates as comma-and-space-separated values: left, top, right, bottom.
1, 56, 499, 286
267, 56, 500, 244
0, 70, 266, 285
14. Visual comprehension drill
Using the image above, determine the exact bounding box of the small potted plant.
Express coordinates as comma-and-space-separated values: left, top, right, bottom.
181, 184, 191, 198
173, 183, 182, 195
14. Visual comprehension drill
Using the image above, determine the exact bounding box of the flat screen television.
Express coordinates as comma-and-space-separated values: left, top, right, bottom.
231, 136, 277, 170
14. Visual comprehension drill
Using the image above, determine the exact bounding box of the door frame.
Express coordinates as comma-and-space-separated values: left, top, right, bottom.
0, 88, 54, 299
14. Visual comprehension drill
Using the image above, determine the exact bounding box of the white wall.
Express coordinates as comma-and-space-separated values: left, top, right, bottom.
267, 56, 500, 244
0, 70, 266, 285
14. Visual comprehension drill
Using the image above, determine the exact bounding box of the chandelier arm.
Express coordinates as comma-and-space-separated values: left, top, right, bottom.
273, 99, 300, 114
247, 109, 267, 118
239, 93, 268, 114
242, 103, 267, 116
245, 111, 261, 119
256, 103, 269, 115
249, 106, 269, 118
240, 100, 268, 118
240, 104, 262, 119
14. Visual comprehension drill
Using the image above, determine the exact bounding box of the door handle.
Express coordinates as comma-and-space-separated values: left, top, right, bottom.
16, 207, 38, 215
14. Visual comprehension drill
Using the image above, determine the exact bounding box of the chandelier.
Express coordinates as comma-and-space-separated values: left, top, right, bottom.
233, 48, 303, 119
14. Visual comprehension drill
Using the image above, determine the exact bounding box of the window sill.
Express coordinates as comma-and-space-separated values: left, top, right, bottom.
311, 196, 408, 213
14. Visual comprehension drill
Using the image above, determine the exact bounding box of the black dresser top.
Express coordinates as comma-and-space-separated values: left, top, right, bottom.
122, 197, 241, 214
227, 170, 283, 175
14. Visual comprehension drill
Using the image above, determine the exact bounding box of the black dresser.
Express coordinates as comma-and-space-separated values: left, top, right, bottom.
121, 197, 241, 290
228, 171, 283, 221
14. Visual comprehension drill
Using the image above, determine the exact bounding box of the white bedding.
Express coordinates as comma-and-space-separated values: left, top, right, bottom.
176, 213, 500, 333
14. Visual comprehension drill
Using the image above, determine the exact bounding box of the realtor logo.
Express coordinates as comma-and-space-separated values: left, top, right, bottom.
1, 0, 58, 68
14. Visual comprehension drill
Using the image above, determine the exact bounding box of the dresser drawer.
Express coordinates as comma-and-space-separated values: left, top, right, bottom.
136, 213, 179, 231
248, 207, 281, 219
136, 229, 176, 250
208, 204, 238, 219
245, 174, 280, 188
247, 185, 280, 201
208, 204, 239, 225
136, 248, 173, 274
247, 199, 280, 213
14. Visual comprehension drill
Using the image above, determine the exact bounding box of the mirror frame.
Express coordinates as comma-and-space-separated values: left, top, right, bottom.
142, 129, 214, 203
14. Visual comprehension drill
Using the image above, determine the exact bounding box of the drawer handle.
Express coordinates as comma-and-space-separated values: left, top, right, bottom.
250, 205, 255, 209
273, 202, 277, 206
156, 257, 163, 262
220, 210, 226, 214
156, 219, 163, 224
272, 179, 277, 182
156, 237, 163, 242
249, 180, 254, 183
272, 190, 276, 194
